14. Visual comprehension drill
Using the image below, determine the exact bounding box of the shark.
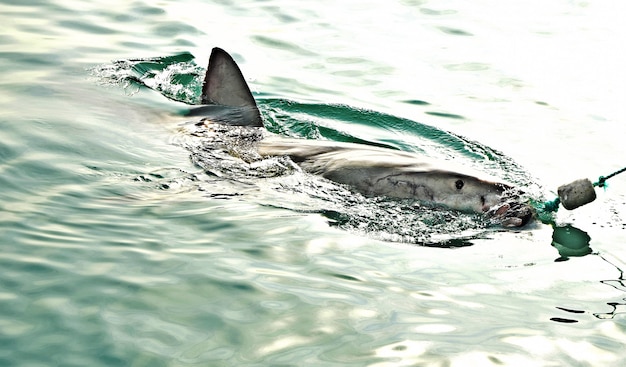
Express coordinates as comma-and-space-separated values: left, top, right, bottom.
186, 47, 533, 227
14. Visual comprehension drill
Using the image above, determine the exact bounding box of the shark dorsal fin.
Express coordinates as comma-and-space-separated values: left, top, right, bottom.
200, 47, 263, 127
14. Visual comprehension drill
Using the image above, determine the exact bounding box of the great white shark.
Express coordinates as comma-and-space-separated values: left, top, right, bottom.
186, 47, 533, 227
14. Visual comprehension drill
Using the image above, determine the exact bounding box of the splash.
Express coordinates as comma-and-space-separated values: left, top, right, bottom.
91, 52, 203, 104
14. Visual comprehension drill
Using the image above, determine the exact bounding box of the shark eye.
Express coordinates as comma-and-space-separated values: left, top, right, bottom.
455, 179, 464, 190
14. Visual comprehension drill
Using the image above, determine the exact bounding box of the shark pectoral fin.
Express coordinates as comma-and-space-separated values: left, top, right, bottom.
201, 47, 263, 127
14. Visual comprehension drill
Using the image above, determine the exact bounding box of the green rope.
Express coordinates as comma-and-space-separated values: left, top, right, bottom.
538, 165, 626, 214
594, 166, 626, 188
542, 197, 561, 212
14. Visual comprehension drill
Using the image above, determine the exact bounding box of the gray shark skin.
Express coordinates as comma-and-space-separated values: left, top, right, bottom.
192, 47, 533, 227
257, 136, 509, 214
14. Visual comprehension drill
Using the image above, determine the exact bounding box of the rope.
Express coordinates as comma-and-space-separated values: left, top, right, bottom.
594, 166, 626, 188
542, 197, 560, 212
537, 165, 626, 215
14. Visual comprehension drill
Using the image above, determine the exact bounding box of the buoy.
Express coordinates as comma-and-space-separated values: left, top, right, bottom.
536, 165, 624, 215
557, 178, 596, 210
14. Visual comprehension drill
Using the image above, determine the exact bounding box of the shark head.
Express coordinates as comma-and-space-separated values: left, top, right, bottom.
372, 169, 534, 227
408, 171, 510, 213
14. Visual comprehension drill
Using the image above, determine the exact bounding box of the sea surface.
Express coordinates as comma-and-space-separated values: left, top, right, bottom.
2, 0, 626, 366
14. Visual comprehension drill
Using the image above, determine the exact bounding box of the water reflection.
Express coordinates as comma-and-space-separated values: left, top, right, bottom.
551, 224, 592, 260
595, 253, 626, 320
546, 222, 626, 321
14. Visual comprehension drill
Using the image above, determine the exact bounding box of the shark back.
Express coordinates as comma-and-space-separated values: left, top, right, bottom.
196, 47, 263, 127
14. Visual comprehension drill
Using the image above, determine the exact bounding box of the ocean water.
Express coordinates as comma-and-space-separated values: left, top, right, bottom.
2, 0, 626, 366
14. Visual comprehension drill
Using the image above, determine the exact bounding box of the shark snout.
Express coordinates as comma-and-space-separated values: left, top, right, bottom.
477, 185, 534, 227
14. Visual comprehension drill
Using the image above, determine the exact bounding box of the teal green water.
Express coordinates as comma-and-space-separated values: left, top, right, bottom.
2, 0, 626, 366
